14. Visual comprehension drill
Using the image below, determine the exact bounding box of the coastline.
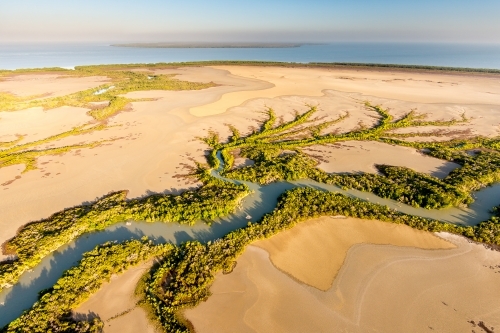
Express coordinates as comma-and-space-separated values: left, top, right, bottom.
3, 60, 500, 75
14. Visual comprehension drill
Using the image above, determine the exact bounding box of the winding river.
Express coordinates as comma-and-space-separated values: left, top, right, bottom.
1, 152, 500, 326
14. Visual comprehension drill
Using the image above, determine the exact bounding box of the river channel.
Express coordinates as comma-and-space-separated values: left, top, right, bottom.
1, 152, 500, 326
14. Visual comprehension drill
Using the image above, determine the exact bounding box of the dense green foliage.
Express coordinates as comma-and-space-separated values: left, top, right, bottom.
0, 172, 249, 292
225, 151, 316, 184
2, 239, 173, 333
227, 151, 472, 209
321, 164, 472, 209
428, 149, 500, 192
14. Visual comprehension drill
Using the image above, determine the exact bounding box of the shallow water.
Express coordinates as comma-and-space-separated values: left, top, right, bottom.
1, 151, 500, 326
1, 42, 500, 70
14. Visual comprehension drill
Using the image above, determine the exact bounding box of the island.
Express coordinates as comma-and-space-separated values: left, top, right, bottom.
111, 42, 308, 48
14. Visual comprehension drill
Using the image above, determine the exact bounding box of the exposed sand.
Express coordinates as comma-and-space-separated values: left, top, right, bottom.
185, 224, 500, 333
189, 66, 500, 116
253, 217, 455, 290
73, 262, 157, 333
1, 65, 500, 261
302, 141, 459, 178
0, 106, 92, 144
0, 74, 109, 98
2, 66, 500, 331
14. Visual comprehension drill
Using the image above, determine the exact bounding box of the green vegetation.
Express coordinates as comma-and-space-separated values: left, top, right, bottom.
4, 183, 499, 332
318, 164, 472, 209
9, 187, 500, 332
207, 103, 467, 169
427, 149, 500, 193
82, 61, 500, 74
2, 62, 500, 331
0, 171, 249, 292
5, 61, 499, 74
210, 103, 500, 209
142, 186, 499, 332
0, 124, 108, 172
2, 238, 173, 333
4, 99, 500, 331
226, 152, 472, 209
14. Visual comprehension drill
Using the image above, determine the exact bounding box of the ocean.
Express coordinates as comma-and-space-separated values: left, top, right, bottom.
1, 42, 500, 70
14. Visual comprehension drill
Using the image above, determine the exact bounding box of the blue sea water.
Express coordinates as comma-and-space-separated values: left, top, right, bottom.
1, 42, 500, 70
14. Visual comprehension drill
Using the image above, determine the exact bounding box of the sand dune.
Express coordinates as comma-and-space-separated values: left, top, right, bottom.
185, 222, 500, 333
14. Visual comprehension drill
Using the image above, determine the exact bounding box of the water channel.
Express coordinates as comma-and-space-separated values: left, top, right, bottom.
1, 152, 500, 326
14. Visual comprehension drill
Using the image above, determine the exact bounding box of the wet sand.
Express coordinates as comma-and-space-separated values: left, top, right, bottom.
302, 141, 459, 178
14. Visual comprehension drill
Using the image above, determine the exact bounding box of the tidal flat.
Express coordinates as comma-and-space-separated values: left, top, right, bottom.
1, 63, 500, 332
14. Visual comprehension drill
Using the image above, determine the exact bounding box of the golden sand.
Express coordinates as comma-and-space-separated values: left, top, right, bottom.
253, 217, 455, 290
73, 262, 157, 333
185, 223, 500, 333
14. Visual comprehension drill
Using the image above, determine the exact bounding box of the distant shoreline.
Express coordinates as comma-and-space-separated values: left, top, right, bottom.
111, 42, 309, 49
3, 60, 499, 75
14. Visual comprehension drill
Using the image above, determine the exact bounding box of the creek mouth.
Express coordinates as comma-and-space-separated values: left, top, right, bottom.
1, 152, 499, 326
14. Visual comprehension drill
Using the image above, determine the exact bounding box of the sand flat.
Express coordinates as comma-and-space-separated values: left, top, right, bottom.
185, 227, 500, 333
73, 262, 157, 333
253, 217, 455, 290
0, 74, 110, 98
187, 66, 500, 117
0, 106, 93, 144
302, 141, 460, 178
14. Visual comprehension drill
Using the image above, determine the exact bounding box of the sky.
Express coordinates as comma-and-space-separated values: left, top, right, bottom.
1, 0, 499, 43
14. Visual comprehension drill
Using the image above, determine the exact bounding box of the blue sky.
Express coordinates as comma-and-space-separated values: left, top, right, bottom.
1, 0, 499, 43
